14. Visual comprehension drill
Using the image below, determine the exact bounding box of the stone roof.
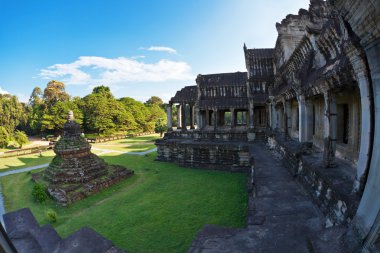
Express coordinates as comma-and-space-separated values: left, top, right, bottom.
244, 46, 275, 81
196, 72, 248, 87
170, 86, 197, 104
196, 72, 249, 110
244, 48, 274, 59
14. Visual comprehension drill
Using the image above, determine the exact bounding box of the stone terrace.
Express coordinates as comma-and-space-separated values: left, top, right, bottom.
189, 142, 348, 252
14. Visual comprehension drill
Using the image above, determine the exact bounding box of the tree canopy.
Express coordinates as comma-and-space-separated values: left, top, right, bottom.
2, 82, 168, 146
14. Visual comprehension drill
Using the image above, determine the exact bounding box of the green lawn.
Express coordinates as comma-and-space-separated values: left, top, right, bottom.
92, 134, 159, 153
0, 151, 55, 172
1, 152, 247, 253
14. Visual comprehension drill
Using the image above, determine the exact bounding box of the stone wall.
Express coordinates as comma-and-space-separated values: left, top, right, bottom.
156, 139, 250, 172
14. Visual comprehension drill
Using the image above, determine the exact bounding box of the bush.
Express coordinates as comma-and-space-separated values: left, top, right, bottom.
45, 209, 58, 223
32, 183, 48, 203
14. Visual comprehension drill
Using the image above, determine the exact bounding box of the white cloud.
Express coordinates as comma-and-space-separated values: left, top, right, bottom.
142, 46, 177, 54
0, 87, 9, 95
39, 56, 194, 85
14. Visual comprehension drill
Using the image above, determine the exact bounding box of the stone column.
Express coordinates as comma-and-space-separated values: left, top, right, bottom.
205, 109, 210, 126
249, 104, 255, 129
230, 108, 235, 128
285, 101, 291, 136
176, 104, 181, 130
181, 103, 187, 131
323, 91, 337, 167
271, 103, 278, 130
167, 104, 173, 131
195, 106, 201, 129
214, 109, 218, 131
267, 102, 272, 129
298, 95, 313, 142
190, 104, 195, 129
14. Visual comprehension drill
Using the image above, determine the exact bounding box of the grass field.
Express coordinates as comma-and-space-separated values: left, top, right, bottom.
0, 151, 55, 172
92, 134, 158, 153
0, 134, 159, 173
1, 147, 247, 252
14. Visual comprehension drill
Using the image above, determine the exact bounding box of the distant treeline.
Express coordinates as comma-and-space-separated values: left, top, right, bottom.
0, 80, 168, 148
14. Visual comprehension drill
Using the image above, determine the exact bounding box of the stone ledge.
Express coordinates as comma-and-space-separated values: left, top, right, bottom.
3, 208, 127, 253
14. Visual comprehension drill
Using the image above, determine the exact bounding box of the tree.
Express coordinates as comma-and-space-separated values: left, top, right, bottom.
14, 130, 28, 148
43, 80, 69, 107
41, 100, 83, 134
29, 87, 43, 107
0, 126, 9, 148
145, 96, 164, 107
145, 104, 167, 132
154, 118, 167, 137
82, 86, 136, 135
26, 87, 44, 135
119, 97, 149, 132
0, 94, 27, 135
92, 85, 113, 98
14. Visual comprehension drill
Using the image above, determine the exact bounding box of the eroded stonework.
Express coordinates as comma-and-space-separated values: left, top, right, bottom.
42, 111, 134, 205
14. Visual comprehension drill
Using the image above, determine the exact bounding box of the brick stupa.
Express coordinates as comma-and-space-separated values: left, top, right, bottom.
43, 111, 134, 205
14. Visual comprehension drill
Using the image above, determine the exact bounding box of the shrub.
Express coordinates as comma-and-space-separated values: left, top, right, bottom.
45, 209, 58, 223
32, 183, 48, 203
13, 130, 28, 148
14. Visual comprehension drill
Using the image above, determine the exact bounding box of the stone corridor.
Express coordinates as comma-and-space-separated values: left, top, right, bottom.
189, 142, 345, 253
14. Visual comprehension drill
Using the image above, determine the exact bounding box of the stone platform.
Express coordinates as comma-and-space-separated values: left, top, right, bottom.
156, 138, 250, 172
189, 142, 350, 253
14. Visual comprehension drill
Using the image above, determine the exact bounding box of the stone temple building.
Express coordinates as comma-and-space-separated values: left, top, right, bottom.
157, 0, 380, 251
0, 0, 379, 252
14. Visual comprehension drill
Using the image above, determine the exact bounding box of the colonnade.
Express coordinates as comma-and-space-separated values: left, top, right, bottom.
166, 102, 195, 131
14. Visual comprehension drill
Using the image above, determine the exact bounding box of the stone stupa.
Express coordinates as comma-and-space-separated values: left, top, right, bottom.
42, 110, 134, 205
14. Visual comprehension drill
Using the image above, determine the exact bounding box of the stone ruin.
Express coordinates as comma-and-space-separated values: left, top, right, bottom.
3, 208, 126, 253
40, 111, 134, 205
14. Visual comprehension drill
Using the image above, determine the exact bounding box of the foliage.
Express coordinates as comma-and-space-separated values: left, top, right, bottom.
145, 96, 164, 107
45, 209, 58, 223
154, 118, 167, 137
13, 130, 28, 148
0, 94, 27, 135
31, 183, 48, 203
81, 86, 139, 135
43, 80, 69, 107
29, 87, 43, 107
0, 126, 9, 148
119, 97, 149, 131
19, 82, 168, 136
41, 100, 83, 133
145, 104, 167, 132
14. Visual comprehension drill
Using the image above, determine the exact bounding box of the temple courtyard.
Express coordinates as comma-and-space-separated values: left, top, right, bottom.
0, 137, 247, 252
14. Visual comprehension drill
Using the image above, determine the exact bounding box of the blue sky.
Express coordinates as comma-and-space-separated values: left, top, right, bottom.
0, 0, 310, 103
